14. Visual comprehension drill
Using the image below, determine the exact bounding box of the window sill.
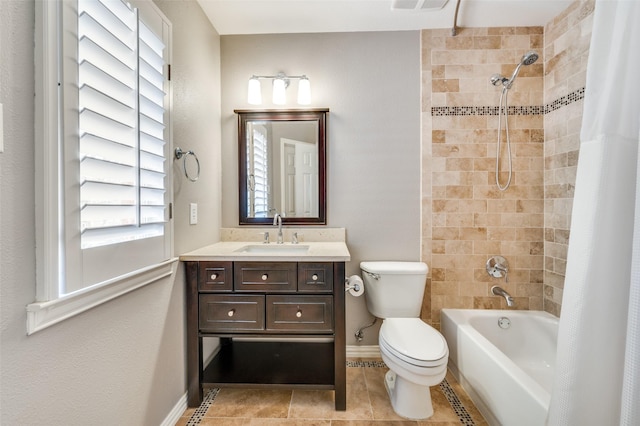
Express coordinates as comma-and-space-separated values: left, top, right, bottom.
26, 257, 178, 335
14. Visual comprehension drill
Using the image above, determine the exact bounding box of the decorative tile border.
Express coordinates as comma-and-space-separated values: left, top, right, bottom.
440, 377, 476, 426
544, 87, 585, 114
431, 87, 585, 116
186, 388, 219, 426
187, 361, 477, 425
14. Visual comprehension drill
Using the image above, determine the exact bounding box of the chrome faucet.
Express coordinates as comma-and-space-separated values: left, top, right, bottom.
273, 213, 283, 244
491, 285, 515, 307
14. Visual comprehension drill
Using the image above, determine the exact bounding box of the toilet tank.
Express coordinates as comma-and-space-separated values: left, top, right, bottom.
360, 261, 428, 318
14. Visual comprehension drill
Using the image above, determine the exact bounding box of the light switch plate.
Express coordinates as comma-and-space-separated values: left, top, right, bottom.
189, 203, 198, 225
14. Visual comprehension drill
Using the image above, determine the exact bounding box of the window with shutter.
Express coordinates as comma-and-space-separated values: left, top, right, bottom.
248, 123, 270, 218
30, 0, 174, 334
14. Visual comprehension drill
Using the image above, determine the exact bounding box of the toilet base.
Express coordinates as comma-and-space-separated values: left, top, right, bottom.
384, 370, 434, 420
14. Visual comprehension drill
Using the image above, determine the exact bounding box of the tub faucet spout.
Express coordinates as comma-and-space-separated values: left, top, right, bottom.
491, 285, 515, 307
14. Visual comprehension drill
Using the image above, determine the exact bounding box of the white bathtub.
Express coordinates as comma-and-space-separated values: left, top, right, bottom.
441, 309, 558, 426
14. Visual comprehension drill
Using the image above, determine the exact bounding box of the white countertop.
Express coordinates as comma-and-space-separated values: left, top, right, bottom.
179, 241, 351, 262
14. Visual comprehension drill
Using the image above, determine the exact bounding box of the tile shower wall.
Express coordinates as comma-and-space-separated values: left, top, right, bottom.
543, 0, 594, 317
421, 27, 545, 327
421, 0, 595, 325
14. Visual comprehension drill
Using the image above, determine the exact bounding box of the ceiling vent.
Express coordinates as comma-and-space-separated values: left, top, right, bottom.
391, 0, 450, 11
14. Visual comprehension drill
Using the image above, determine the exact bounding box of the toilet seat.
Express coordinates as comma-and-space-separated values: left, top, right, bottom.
380, 318, 448, 368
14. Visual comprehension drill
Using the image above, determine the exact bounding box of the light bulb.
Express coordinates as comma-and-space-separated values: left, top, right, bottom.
272, 78, 286, 105
247, 77, 262, 105
297, 77, 311, 105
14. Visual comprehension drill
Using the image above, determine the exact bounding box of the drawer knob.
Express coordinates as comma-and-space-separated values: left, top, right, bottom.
228, 309, 235, 317
210, 273, 218, 280
296, 309, 302, 318
312, 274, 319, 281
261, 274, 268, 281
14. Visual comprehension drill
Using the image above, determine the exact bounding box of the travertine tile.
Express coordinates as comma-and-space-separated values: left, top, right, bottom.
289, 367, 372, 420
421, 1, 591, 321
205, 389, 292, 418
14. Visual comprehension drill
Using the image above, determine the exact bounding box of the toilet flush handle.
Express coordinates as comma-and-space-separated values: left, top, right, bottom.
363, 271, 380, 280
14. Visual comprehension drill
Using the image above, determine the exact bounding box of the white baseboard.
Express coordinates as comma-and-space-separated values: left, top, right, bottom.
160, 392, 188, 426
346, 344, 381, 358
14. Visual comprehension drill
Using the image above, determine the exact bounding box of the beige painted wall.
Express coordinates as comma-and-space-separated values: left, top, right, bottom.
0, 1, 221, 424
220, 32, 423, 345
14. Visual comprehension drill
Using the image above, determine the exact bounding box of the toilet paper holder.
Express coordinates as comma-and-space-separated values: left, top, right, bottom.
344, 275, 364, 296
345, 281, 361, 292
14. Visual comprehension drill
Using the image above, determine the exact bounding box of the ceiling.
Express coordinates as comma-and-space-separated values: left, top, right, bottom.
196, 0, 573, 36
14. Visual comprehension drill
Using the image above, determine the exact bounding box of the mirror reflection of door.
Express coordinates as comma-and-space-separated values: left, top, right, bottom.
281, 138, 318, 217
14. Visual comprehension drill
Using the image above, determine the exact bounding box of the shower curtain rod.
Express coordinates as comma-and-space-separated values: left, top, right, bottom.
451, 0, 461, 36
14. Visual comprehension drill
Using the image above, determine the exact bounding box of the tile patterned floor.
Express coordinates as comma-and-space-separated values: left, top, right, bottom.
175, 359, 487, 425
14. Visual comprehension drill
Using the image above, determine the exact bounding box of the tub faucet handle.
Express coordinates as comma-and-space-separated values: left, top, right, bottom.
486, 255, 509, 282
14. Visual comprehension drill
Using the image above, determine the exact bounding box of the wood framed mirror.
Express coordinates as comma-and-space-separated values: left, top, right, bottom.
236, 109, 328, 225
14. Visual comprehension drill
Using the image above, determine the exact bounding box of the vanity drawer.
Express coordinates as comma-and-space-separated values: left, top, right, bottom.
199, 294, 265, 332
234, 262, 297, 292
198, 261, 233, 292
266, 295, 333, 332
298, 263, 334, 293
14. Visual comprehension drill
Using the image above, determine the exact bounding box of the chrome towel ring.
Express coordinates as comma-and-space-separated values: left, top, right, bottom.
174, 147, 200, 182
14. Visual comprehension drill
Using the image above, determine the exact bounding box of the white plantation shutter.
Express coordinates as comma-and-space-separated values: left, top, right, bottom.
60, 0, 171, 294
248, 124, 270, 217
78, 0, 166, 249
29, 0, 173, 333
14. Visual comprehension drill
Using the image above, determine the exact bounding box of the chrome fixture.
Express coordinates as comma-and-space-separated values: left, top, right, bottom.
262, 231, 270, 244
486, 255, 509, 283
490, 50, 539, 191
491, 286, 515, 307
273, 213, 283, 244
174, 147, 200, 182
355, 317, 378, 342
248, 72, 311, 105
491, 51, 539, 90
497, 316, 511, 329
292, 232, 298, 244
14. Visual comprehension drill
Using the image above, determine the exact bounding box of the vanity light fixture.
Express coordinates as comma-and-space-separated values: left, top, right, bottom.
247, 72, 311, 106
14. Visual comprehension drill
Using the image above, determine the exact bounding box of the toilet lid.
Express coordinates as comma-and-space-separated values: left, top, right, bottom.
379, 318, 448, 367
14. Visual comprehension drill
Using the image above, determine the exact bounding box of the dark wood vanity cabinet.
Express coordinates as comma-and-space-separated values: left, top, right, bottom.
185, 260, 346, 410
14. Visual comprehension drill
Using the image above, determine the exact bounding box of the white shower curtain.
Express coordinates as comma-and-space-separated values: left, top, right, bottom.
547, 0, 640, 425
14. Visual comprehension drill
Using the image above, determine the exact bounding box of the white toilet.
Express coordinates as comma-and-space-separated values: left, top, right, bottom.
360, 261, 449, 420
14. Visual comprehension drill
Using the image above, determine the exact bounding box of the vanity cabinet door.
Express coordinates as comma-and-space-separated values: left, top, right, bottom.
298, 263, 333, 293
199, 294, 265, 332
266, 295, 334, 332
199, 261, 233, 292
234, 262, 297, 292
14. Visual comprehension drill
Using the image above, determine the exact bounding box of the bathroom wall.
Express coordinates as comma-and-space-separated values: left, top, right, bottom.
0, 1, 221, 424
421, 27, 546, 328
220, 32, 423, 345
155, 0, 223, 256
542, 0, 594, 317
421, 0, 595, 325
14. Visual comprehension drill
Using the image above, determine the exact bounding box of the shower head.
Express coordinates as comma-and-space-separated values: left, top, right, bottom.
505, 50, 539, 89
520, 50, 539, 66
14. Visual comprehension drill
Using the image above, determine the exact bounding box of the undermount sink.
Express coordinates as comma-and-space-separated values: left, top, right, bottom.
234, 244, 310, 254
